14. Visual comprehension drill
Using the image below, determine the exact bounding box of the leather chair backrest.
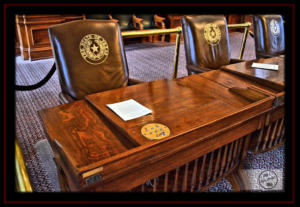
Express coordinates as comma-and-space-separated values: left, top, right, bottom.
252, 15, 285, 58
135, 14, 154, 29
111, 14, 134, 31
49, 20, 129, 100
181, 15, 231, 69
85, 14, 111, 20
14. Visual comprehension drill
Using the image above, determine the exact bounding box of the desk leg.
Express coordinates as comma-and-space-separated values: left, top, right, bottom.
227, 133, 251, 192
227, 167, 251, 191
53, 157, 69, 192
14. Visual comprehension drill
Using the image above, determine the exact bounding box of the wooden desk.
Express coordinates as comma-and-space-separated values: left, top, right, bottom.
221, 56, 284, 90
39, 74, 275, 192
219, 56, 285, 153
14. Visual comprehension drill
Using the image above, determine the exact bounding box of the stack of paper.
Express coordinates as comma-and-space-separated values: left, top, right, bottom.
106, 99, 152, 121
251, 63, 279, 71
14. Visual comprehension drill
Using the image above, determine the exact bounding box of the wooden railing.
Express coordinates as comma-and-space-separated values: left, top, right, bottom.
122, 27, 182, 80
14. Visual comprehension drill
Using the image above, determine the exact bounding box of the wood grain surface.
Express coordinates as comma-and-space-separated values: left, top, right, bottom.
39, 72, 276, 191
220, 56, 284, 90
86, 75, 264, 146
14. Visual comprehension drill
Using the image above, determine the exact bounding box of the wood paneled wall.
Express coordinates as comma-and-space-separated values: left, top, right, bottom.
16, 14, 84, 61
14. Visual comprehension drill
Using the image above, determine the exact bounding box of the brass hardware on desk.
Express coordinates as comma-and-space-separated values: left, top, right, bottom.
228, 22, 252, 60
239, 24, 249, 59
121, 27, 182, 37
227, 22, 252, 29
173, 30, 182, 80
122, 27, 182, 80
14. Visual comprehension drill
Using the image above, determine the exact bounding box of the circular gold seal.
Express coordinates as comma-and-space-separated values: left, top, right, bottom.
203, 23, 222, 46
79, 34, 109, 65
141, 123, 170, 140
270, 19, 280, 37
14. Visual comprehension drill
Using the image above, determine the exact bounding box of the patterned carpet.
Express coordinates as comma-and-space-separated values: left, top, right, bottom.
15, 32, 284, 192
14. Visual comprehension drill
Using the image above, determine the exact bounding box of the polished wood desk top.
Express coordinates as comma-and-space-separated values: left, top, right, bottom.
200, 69, 284, 118
85, 76, 266, 146
221, 56, 284, 90
39, 74, 275, 191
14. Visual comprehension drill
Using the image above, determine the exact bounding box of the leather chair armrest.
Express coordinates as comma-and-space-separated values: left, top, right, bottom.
128, 78, 144, 85
108, 14, 119, 23
154, 14, 166, 29
132, 15, 144, 30
230, 58, 244, 64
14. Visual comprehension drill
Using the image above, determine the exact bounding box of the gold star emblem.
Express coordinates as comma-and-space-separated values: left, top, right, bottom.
91, 44, 99, 53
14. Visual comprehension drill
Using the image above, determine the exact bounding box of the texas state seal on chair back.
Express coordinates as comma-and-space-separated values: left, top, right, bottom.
48, 20, 131, 103
252, 15, 285, 59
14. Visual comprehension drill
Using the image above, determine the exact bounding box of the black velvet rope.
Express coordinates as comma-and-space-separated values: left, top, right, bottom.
15, 63, 56, 91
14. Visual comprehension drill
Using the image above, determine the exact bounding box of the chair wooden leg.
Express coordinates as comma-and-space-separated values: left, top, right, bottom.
148, 35, 153, 43
161, 34, 165, 44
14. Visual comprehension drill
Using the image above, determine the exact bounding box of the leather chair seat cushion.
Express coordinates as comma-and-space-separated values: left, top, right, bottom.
49, 20, 129, 100
181, 15, 231, 69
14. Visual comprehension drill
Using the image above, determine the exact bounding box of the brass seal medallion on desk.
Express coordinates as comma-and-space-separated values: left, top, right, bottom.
141, 123, 170, 140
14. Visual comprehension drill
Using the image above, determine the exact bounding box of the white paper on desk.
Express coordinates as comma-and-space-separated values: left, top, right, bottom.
251, 62, 279, 71
106, 99, 152, 121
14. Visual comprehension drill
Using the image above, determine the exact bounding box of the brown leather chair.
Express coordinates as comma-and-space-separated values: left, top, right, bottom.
49, 20, 141, 104
181, 15, 243, 75
252, 15, 285, 59
109, 14, 135, 31
132, 14, 166, 43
